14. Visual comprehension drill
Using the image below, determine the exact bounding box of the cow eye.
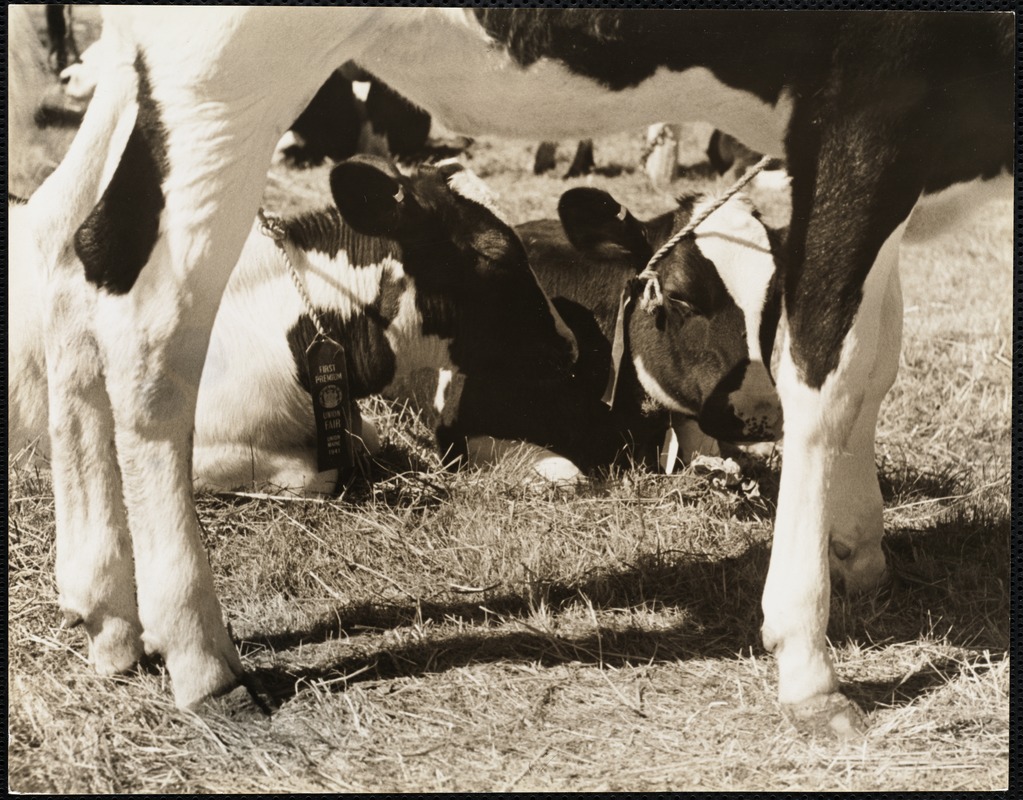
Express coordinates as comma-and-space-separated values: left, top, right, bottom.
666, 295, 699, 316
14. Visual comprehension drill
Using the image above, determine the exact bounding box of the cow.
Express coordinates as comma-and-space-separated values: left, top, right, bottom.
10, 155, 580, 491
35, 8, 1011, 735
531, 187, 784, 459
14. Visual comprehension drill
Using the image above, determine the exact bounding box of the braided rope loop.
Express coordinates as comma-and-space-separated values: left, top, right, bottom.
637, 155, 773, 313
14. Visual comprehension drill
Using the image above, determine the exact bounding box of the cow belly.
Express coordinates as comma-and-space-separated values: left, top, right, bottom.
359, 17, 791, 153
905, 171, 1012, 243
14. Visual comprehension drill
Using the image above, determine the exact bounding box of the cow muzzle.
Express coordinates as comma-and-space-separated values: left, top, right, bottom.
698, 360, 782, 443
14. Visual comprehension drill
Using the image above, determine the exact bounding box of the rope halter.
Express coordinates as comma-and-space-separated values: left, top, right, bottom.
637, 155, 773, 313
258, 207, 331, 342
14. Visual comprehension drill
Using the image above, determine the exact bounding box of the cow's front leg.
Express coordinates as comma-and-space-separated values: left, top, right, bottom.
762, 69, 924, 733
764, 231, 903, 736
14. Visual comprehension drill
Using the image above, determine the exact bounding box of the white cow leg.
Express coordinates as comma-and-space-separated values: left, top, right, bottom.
762, 221, 905, 736
643, 123, 680, 189
87, 18, 349, 706
96, 277, 246, 709
46, 280, 143, 675
825, 264, 902, 593
39, 52, 146, 676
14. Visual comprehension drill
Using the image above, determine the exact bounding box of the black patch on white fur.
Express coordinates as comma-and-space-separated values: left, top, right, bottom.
783, 12, 1012, 388
76, 55, 167, 294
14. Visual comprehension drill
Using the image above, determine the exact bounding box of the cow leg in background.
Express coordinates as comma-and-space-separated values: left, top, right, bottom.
564, 139, 595, 178
643, 123, 680, 189
760, 90, 923, 734
534, 142, 558, 175
39, 54, 145, 675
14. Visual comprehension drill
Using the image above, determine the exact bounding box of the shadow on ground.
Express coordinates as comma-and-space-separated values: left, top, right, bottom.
237, 500, 1007, 715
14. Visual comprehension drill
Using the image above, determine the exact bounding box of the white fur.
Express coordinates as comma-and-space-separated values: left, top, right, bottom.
691, 194, 781, 437
433, 368, 455, 415
692, 194, 773, 364
193, 229, 425, 492
60, 39, 109, 102
763, 221, 905, 705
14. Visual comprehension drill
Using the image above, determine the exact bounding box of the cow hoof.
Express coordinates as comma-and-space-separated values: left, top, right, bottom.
88, 617, 145, 675
830, 542, 889, 595
165, 642, 245, 710
783, 692, 866, 741
194, 681, 271, 722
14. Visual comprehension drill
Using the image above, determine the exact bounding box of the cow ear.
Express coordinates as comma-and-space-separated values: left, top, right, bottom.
557, 188, 651, 262
330, 156, 408, 237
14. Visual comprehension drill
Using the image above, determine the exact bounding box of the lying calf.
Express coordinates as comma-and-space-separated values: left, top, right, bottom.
9, 156, 579, 492
527, 187, 785, 464
390, 187, 785, 478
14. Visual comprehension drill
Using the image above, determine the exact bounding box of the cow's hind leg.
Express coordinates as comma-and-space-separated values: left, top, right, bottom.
823, 261, 902, 593
764, 222, 905, 734
47, 285, 144, 674
78, 21, 342, 707
40, 56, 146, 675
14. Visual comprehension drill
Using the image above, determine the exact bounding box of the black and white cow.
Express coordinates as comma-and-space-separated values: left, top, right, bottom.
36, 8, 1011, 733
526, 187, 784, 449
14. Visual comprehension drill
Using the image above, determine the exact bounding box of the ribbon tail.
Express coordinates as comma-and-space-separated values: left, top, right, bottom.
601, 287, 631, 408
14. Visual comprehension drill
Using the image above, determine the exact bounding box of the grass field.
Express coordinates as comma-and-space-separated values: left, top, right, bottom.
7, 7, 1011, 792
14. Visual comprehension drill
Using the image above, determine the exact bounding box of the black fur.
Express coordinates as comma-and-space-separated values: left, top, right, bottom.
365, 80, 432, 158
287, 308, 398, 399
782, 13, 1012, 387
473, 9, 836, 101
75, 55, 167, 295
283, 71, 362, 168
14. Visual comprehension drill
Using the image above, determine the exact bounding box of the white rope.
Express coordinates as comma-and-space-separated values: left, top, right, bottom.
257, 207, 330, 341
638, 155, 773, 313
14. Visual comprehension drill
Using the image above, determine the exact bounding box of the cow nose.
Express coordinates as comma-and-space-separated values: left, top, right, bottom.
738, 399, 783, 441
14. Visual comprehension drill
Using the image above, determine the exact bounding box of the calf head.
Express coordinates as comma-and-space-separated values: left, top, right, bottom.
330, 156, 577, 381
558, 187, 783, 443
